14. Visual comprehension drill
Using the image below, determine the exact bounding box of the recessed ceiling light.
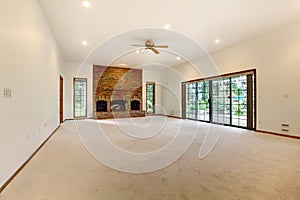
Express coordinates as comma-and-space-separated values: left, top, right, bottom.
214, 38, 220, 44
82, 1, 91, 8
82, 40, 88, 46
164, 24, 171, 30
119, 63, 128, 67
176, 56, 181, 60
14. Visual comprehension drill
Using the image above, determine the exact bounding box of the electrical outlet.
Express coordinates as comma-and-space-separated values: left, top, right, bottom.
281, 123, 289, 127
281, 123, 290, 133
3, 88, 12, 98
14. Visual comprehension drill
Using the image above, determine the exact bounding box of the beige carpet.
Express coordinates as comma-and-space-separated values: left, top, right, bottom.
1, 116, 300, 200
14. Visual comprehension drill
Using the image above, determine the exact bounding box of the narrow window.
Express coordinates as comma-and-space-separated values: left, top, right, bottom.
74, 78, 87, 118
146, 82, 155, 114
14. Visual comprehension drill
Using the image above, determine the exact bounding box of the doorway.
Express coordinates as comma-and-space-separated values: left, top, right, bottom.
59, 76, 63, 123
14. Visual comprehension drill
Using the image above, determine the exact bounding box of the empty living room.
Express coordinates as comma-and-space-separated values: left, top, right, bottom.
1, 0, 300, 199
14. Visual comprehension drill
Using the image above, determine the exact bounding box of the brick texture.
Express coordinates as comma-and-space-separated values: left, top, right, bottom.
93, 65, 144, 119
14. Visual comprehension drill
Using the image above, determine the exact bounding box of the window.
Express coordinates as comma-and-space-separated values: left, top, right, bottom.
231, 75, 248, 127
146, 82, 155, 114
186, 83, 197, 119
212, 78, 231, 125
182, 70, 256, 130
185, 81, 210, 121
74, 78, 87, 118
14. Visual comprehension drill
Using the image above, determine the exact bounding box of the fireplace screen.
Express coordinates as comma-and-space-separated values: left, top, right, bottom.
131, 100, 140, 110
110, 100, 126, 111
96, 100, 107, 112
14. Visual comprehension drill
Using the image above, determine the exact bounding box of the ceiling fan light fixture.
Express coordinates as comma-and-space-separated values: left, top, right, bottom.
131, 40, 168, 55
176, 56, 181, 60
215, 38, 221, 44
119, 63, 128, 67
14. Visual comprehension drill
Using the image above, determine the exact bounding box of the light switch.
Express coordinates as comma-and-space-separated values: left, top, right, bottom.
3, 88, 12, 98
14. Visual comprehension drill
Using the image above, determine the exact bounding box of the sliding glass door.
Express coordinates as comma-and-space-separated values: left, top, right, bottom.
185, 81, 210, 121
183, 70, 256, 130
186, 83, 197, 119
231, 75, 248, 127
212, 78, 231, 125
197, 81, 210, 121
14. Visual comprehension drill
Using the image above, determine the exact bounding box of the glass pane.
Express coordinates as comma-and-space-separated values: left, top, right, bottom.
231, 75, 247, 127
74, 78, 87, 118
185, 81, 209, 121
184, 71, 255, 130
146, 83, 155, 114
212, 78, 230, 125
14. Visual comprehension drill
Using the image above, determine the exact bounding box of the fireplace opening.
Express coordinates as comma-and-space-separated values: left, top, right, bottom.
96, 100, 107, 112
131, 100, 140, 111
111, 100, 126, 111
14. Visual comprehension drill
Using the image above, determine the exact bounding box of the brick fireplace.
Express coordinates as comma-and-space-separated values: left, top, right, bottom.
93, 65, 145, 119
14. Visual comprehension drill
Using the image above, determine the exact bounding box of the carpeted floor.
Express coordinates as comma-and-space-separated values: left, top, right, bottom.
1, 116, 300, 200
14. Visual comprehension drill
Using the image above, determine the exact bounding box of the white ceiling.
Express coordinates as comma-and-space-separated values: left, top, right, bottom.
38, 0, 300, 68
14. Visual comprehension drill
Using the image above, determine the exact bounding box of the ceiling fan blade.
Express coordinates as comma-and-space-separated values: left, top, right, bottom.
150, 48, 160, 54
153, 45, 169, 48
131, 44, 146, 47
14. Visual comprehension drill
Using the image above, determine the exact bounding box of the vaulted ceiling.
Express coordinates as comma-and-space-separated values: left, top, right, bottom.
38, 0, 300, 68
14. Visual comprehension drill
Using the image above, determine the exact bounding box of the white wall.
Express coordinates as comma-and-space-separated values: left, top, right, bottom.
0, 0, 64, 188
159, 62, 205, 117
63, 63, 165, 118
163, 21, 300, 136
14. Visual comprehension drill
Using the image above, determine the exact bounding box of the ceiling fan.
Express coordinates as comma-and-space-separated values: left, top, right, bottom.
131, 40, 168, 54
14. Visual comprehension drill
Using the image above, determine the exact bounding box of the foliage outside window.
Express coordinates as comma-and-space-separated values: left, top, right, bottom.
184, 71, 255, 129
146, 83, 155, 114
74, 78, 87, 118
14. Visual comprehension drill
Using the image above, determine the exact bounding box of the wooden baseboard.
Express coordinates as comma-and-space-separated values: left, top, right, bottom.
153, 114, 182, 119
0, 125, 60, 194
64, 117, 93, 122
167, 115, 182, 119
63, 118, 74, 122
256, 130, 300, 140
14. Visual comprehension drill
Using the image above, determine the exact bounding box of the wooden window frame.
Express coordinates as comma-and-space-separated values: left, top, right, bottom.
146, 82, 156, 114
73, 77, 88, 118
182, 69, 256, 130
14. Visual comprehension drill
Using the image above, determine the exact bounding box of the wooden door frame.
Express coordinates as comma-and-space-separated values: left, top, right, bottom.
73, 77, 88, 118
59, 76, 63, 123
